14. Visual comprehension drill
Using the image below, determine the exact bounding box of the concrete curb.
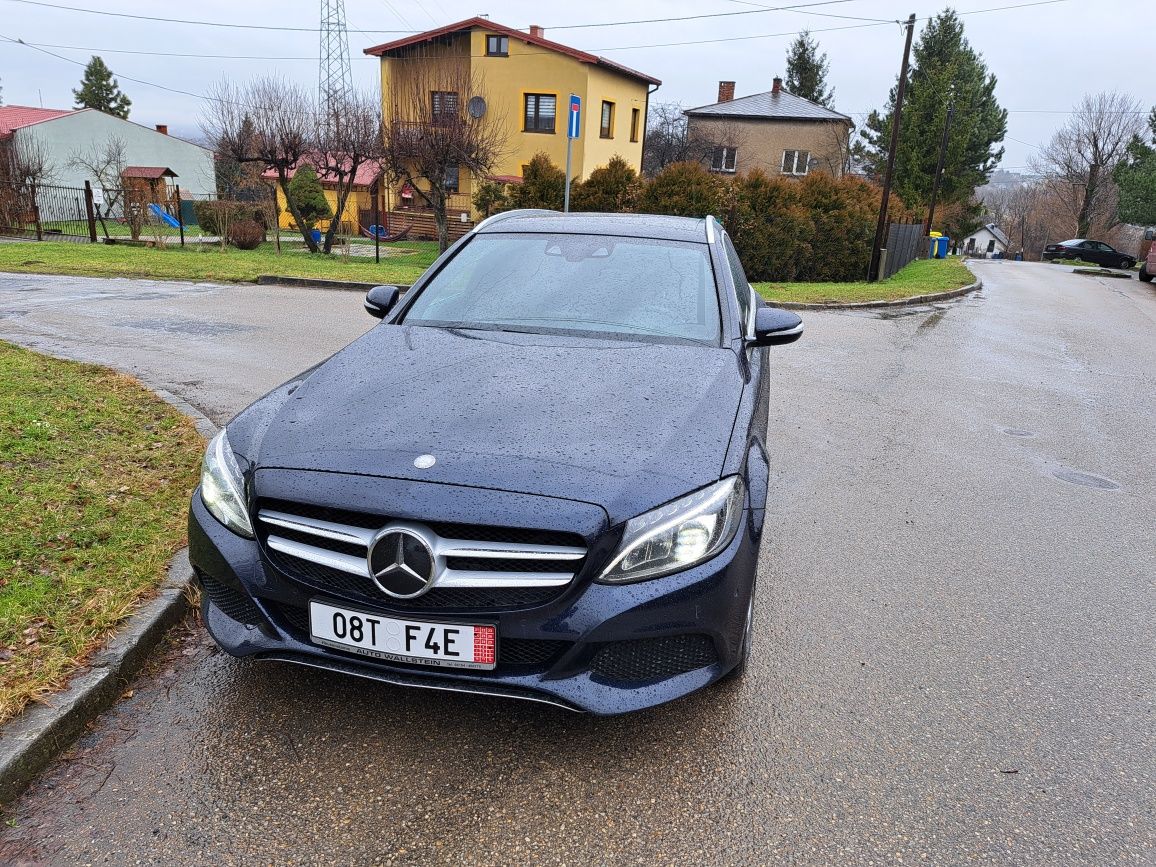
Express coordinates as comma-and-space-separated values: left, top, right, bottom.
0, 373, 219, 807
774, 278, 982, 311
0, 551, 195, 805
256, 275, 381, 292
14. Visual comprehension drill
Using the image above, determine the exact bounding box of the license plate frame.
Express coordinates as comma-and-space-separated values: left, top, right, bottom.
308, 598, 497, 671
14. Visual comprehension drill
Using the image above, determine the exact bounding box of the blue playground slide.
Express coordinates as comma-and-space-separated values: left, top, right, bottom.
148, 203, 180, 229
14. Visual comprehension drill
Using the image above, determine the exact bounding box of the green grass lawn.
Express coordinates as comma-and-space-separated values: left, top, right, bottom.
754, 257, 976, 305
0, 342, 205, 725
0, 239, 439, 285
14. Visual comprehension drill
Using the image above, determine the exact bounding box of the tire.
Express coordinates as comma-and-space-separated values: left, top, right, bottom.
1140, 265, 1153, 283
1121, 259, 1135, 270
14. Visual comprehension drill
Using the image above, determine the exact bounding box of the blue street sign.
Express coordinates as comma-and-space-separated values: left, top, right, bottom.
567, 94, 582, 139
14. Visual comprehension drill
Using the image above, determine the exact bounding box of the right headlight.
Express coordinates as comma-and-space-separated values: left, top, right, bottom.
596, 476, 745, 584
199, 429, 254, 538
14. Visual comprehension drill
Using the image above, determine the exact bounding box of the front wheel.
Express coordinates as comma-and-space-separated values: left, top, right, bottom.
1121, 258, 1136, 270
1140, 265, 1153, 283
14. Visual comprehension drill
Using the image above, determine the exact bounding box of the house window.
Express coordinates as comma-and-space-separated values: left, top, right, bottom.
524, 93, 557, 133
781, 149, 810, 176
444, 164, 460, 194
711, 146, 737, 174
630, 108, 641, 142
600, 101, 615, 138
431, 91, 459, 121
486, 34, 509, 56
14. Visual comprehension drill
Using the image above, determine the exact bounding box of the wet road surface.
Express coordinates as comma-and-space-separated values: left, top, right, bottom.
1, 263, 1153, 864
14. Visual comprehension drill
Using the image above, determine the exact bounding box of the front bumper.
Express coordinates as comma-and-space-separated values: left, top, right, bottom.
189, 491, 760, 716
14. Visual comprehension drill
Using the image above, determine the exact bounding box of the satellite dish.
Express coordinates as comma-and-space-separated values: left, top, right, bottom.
467, 96, 487, 119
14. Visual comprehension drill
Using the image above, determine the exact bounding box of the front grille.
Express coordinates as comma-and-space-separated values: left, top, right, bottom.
199, 571, 263, 626
271, 602, 568, 670
265, 549, 562, 610
589, 635, 718, 685
255, 500, 587, 612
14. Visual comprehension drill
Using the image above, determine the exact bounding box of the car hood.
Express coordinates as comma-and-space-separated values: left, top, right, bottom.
246, 324, 745, 522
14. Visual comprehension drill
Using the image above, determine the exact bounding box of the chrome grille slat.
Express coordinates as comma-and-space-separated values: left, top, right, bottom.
259, 510, 376, 547
256, 507, 587, 594
433, 540, 585, 560
439, 570, 573, 588
266, 536, 370, 577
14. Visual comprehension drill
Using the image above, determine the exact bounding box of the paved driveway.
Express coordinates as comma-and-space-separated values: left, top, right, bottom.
0, 264, 1153, 864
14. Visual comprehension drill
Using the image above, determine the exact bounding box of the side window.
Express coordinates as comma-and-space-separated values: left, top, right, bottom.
722, 233, 752, 334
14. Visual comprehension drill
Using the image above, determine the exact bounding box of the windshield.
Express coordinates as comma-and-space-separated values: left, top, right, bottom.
400, 233, 722, 345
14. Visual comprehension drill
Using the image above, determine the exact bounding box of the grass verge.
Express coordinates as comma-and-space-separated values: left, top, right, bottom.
0, 342, 204, 725
0, 239, 438, 285
754, 257, 976, 305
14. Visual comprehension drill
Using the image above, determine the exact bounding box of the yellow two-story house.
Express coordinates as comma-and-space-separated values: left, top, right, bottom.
364, 17, 660, 232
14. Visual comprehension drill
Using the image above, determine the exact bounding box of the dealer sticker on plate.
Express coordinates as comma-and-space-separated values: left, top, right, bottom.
308, 599, 496, 670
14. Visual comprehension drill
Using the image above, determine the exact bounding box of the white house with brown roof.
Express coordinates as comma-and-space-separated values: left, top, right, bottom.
0, 105, 214, 195
685, 78, 853, 179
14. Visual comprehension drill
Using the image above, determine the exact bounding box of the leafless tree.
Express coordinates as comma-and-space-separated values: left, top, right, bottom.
381, 63, 505, 252
315, 90, 383, 253
203, 77, 318, 251
817, 120, 855, 177
642, 103, 694, 176
68, 136, 145, 239
0, 135, 55, 187
1031, 91, 1147, 238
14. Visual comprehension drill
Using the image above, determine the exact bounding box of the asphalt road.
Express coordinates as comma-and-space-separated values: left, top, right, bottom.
0, 263, 1153, 865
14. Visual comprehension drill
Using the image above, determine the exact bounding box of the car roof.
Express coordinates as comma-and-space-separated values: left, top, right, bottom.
475, 210, 711, 244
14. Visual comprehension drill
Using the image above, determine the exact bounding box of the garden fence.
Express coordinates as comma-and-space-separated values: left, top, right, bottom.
882, 219, 924, 279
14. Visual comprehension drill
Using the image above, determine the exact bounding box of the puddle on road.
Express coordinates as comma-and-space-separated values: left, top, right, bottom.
1051, 469, 1121, 491
915, 309, 947, 333
0, 309, 29, 319
1002, 428, 1035, 438
117, 318, 255, 337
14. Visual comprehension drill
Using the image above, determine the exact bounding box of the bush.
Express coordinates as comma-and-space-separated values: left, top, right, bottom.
636, 161, 726, 218
286, 164, 331, 230
571, 155, 642, 213
794, 173, 879, 282
472, 180, 510, 217
726, 171, 814, 282
193, 199, 258, 235
508, 153, 565, 210
227, 219, 265, 250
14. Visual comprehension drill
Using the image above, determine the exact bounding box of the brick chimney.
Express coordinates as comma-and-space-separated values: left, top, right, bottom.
529, 25, 544, 38
155, 123, 168, 135
718, 81, 735, 103
772, 77, 782, 95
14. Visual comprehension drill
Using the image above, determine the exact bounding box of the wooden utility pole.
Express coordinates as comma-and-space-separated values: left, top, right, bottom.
868, 13, 917, 282
924, 101, 954, 241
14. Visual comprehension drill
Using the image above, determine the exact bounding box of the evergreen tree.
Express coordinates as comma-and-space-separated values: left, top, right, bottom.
784, 31, 833, 107
856, 10, 1006, 212
73, 56, 132, 118
286, 164, 331, 231
1114, 107, 1156, 227
508, 153, 565, 210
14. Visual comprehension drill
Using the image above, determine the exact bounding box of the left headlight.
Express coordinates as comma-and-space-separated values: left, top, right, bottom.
200, 429, 254, 538
597, 476, 745, 584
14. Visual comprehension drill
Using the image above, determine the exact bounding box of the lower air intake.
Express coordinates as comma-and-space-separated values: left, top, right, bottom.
199, 571, 263, 626
589, 634, 718, 684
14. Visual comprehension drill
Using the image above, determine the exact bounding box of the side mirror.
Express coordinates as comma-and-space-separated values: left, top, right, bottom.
750, 307, 803, 346
364, 285, 401, 319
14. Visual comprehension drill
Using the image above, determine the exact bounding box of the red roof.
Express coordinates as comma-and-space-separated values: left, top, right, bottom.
122, 166, 178, 179
261, 156, 383, 188
363, 17, 661, 86
0, 105, 73, 137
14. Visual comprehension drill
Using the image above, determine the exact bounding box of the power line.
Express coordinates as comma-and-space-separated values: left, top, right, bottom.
723, 0, 895, 22
546, 1, 881, 30
1, 0, 411, 34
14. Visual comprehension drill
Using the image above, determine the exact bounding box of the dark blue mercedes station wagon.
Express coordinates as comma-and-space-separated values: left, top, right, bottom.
189, 210, 802, 714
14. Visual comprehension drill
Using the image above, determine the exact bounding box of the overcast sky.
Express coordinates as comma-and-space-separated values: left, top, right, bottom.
2, 0, 1152, 172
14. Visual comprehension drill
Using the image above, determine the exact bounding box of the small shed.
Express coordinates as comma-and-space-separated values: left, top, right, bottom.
121, 166, 178, 206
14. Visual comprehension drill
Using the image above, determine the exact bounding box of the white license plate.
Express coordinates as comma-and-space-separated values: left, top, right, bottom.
308, 600, 496, 670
